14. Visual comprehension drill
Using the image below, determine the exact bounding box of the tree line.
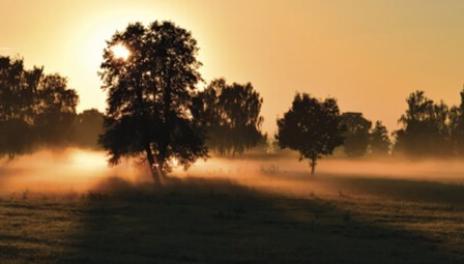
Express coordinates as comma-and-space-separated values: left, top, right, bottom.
0, 56, 104, 157
2, 20, 464, 179
276, 89, 464, 174
394, 90, 464, 157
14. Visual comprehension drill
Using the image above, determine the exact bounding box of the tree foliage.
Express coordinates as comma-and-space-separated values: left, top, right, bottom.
72, 109, 104, 149
99, 21, 207, 184
34, 74, 78, 146
340, 112, 372, 157
192, 78, 265, 155
399, 91, 449, 155
394, 91, 451, 157
0, 56, 78, 158
369, 121, 391, 156
448, 89, 464, 155
276, 93, 344, 175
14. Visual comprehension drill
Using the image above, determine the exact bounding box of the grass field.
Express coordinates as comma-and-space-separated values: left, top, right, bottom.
1, 166, 464, 263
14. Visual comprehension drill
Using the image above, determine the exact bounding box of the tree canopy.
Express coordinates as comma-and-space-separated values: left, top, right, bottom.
448, 89, 464, 156
276, 93, 344, 175
72, 109, 105, 149
0, 56, 79, 158
99, 21, 207, 184
394, 91, 451, 157
369, 121, 391, 156
192, 78, 265, 155
340, 112, 372, 158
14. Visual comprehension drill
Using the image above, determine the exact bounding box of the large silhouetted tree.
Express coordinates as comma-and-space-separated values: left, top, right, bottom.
276, 93, 344, 175
99, 21, 207, 184
369, 121, 391, 156
340, 112, 372, 157
394, 91, 451, 157
0, 56, 78, 158
192, 78, 265, 155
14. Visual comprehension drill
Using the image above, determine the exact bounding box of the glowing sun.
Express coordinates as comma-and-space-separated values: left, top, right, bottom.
110, 43, 130, 60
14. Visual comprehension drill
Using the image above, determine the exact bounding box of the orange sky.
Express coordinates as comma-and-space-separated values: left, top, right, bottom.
1, 0, 464, 134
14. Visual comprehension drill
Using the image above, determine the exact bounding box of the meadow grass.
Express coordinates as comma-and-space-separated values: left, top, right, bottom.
0, 174, 463, 263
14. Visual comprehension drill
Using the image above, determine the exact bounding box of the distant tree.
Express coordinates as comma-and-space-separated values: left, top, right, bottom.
0, 118, 35, 159
192, 78, 265, 155
0, 56, 78, 158
340, 112, 372, 157
0, 57, 36, 157
253, 133, 269, 154
369, 121, 391, 156
72, 109, 104, 149
99, 21, 207, 184
394, 91, 451, 157
276, 93, 344, 175
449, 89, 464, 155
33, 74, 78, 146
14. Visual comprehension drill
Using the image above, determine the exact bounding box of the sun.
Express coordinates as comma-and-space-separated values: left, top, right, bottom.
110, 43, 130, 60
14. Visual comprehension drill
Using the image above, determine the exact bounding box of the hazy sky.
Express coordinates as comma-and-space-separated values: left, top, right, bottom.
1, 0, 464, 134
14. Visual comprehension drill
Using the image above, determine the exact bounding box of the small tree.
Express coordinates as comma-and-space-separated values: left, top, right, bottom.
276, 93, 344, 175
369, 121, 391, 156
99, 21, 207, 184
192, 78, 265, 155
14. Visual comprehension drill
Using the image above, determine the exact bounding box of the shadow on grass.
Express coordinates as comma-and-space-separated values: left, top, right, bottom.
262, 169, 464, 205
320, 174, 464, 205
57, 176, 460, 264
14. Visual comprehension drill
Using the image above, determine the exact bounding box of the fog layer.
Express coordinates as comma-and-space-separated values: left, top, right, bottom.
0, 148, 145, 195
2, 149, 464, 199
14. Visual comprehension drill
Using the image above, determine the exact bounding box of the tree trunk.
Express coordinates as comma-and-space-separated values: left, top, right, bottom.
158, 66, 173, 177
310, 157, 317, 176
155, 157, 167, 184
145, 145, 161, 185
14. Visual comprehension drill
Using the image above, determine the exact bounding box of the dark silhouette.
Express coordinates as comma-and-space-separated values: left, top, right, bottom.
449, 89, 464, 155
33, 74, 78, 146
71, 109, 104, 149
340, 112, 372, 157
99, 21, 207, 184
192, 78, 265, 155
369, 121, 391, 156
0, 57, 37, 157
0, 56, 78, 158
276, 93, 344, 175
394, 91, 451, 157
